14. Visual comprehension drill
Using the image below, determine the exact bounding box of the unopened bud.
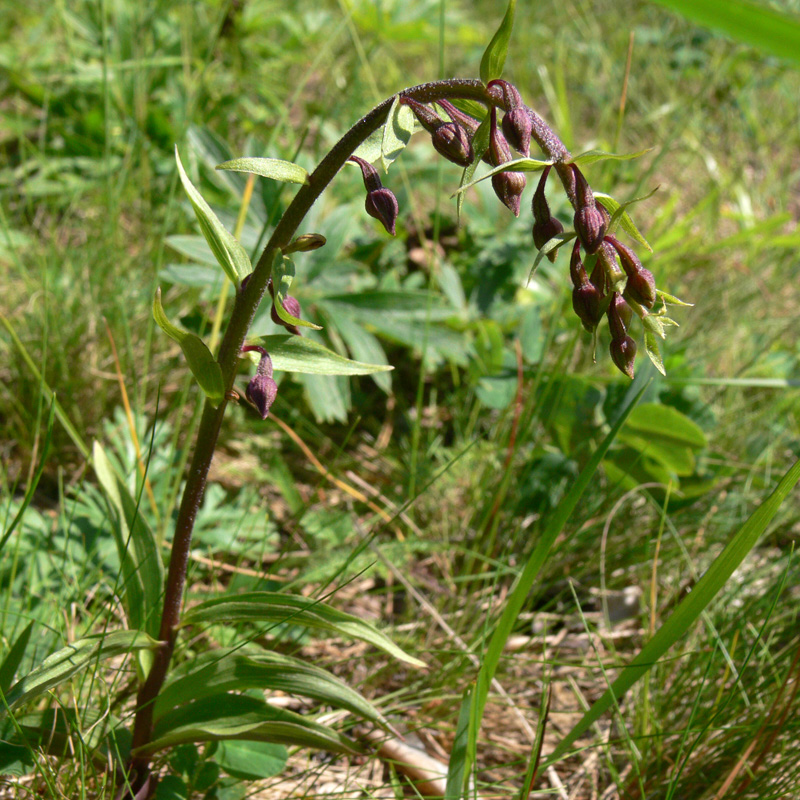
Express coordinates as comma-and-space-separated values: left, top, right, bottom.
492, 171, 526, 217
283, 233, 326, 254
606, 293, 632, 341
246, 374, 278, 419
488, 107, 513, 166
502, 108, 533, 157
610, 335, 637, 380
365, 187, 399, 236
431, 122, 473, 167
348, 156, 399, 236
572, 166, 606, 254
596, 240, 625, 286
532, 167, 563, 259
271, 294, 302, 335
572, 282, 605, 333
607, 237, 657, 308
569, 239, 587, 288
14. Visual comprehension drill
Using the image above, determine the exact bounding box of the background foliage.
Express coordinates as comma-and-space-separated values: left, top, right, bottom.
1, 0, 799, 798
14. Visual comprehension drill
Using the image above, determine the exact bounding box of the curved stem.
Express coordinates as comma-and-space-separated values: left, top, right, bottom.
127, 77, 569, 793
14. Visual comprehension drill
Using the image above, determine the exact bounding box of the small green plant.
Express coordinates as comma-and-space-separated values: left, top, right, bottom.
0, 8, 690, 799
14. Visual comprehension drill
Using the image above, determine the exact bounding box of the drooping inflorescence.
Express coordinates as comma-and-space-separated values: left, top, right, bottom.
346, 79, 678, 380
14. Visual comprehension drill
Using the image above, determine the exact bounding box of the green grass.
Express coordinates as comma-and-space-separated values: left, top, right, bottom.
2, 0, 800, 798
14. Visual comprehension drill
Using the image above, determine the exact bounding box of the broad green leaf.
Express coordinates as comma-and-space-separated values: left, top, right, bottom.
154, 776, 188, 800
93, 442, 165, 641
594, 191, 655, 252
351, 129, 384, 164
155, 650, 387, 728
546, 457, 800, 764
331, 313, 392, 393
457, 112, 490, 221
180, 591, 424, 668
652, 0, 800, 66
322, 290, 454, 319
153, 288, 225, 403
479, 0, 517, 84
568, 148, 651, 166
216, 157, 309, 185
3, 630, 157, 712
249, 335, 393, 376
0, 623, 34, 694
272, 255, 322, 330
175, 147, 250, 287
463, 387, 646, 785
166, 235, 220, 267
214, 740, 287, 781
381, 95, 418, 172
623, 403, 706, 449
141, 693, 360, 757
452, 157, 553, 198
644, 328, 666, 376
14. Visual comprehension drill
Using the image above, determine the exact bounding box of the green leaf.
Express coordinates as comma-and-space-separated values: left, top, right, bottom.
457, 113, 491, 221
351, 129, 384, 164
463, 386, 647, 783
652, 0, 800, 66
248, 335, 393, 376
657, 290, 694, 307
3, 630, 157, 712
214, 740, 288, 781
381, 95, 419, 172
623, 403, 705, 450
546, 456, 800, 764
322, 290, 454, 319
154, 776, 188, 800
141, 694, 360, 757
155, 650, 387, 728
153, 288, 225, 403
216, 157, 309, 186
444, 684, 473, 800
0, 623, 34, 694
594, 191, 655, 252
529, 231, 576, 280
175, 147, 250, 288
271, 255, 322, 330
644, 329, 666, 376
568, 148, 652, 166
179, 591, 424, 668
479, 0, 517, 84
93, 441, 165, 641
452, 157, 553, 198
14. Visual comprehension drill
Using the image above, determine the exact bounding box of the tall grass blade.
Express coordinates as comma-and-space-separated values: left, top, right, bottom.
546, 456, 800, 764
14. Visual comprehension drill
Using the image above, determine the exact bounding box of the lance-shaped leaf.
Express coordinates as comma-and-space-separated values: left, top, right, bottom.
0, 623, 34, 694
180, 591, 424, 668
216, 157, 309, 185
644, 328, 666, 376
153, 288, 225, 404
479, 0, 517, 84
248, 335, 393, 377
155, 650, 387, 728
594, 190, 656, 252
175, 147, 250, 287
272, 254, 321, 330
93, 442, 165, 641
567, 148, 652, 167
2, 630, 158, 712
457, 112, 491, 221
138, 693, 361, 757
452, 157, 553, 198
214, 740, 287, 781
529, 231, 576, 281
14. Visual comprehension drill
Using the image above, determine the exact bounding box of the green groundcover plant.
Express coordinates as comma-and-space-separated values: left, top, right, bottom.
3, 2, 800, 799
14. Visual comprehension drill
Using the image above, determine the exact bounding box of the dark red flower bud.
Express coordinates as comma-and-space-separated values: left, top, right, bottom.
606, 293, 632, 341
365, 187, 399, 236
401, 98, 473, 167
348, 156, 399, 236
607, 236, 657, 308
596, 239, 625, 286
502, 108, 533, 157
531, 167, 563, 259
572, 283, 605, 333
488, 107, 513, 166
569, 239, 587, 288
572, 166, 606, 254
436, 99, 480, 137
431, 122, 473, 167
610, 335, 637, 380
492, 171, 526, 217
241, 346, 278, 419
246, 374, 278, 419
271, 294, 302, 335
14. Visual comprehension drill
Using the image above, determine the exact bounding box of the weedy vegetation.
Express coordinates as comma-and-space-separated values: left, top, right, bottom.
1, 0, 800, 799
